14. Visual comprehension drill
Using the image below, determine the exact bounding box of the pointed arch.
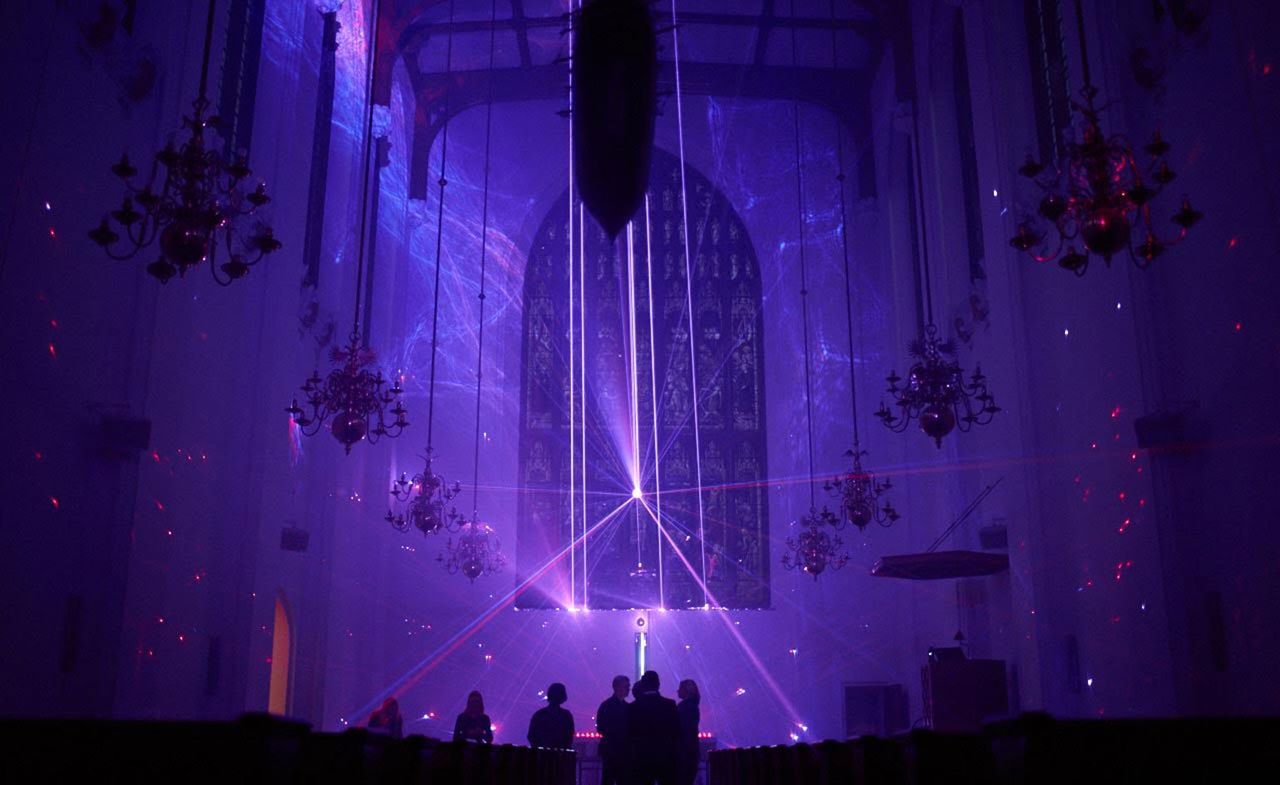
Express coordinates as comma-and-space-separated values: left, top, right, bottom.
517, 148, 769, 610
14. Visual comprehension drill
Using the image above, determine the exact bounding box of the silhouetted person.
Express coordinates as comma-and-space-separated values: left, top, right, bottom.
675, 680, 701, 785
628, 670, 679, 785
453, 690, 494, 744
596, 675, 631, 785
528, 682, 575, 749
368, 696, 404, 739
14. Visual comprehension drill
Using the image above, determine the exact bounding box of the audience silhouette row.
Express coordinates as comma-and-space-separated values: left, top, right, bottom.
374, 670, 702, 785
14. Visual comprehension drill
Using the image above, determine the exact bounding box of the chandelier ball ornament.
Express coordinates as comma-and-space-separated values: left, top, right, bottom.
89, 0, 280, 285
387, 454, 462, 535
875, 324, 1000, 449
285, 331, 409, 454
825, 449, 899, 531
782, 507, 848, 580
1008, 0, 1202, 275
438, 520, 506, 583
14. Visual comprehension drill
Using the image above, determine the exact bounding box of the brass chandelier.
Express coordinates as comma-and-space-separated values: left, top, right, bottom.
89, 0, 280, 284
1008, 0, 1202, 275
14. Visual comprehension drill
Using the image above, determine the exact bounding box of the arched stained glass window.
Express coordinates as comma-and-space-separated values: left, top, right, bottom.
517, 148, 769, 610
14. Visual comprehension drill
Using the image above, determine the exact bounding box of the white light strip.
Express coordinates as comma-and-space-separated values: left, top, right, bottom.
644, 193, 664, 608
579, 201, 588, 607
566, 0, 577, 608
670, 0, 709, 605
626, 220, 642, 563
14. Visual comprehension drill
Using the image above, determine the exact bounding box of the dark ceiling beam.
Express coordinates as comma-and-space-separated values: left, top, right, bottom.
407, 59, 875, 201
398, 10, 877, 58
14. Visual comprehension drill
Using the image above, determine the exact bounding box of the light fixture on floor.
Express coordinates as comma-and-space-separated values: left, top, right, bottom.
1008, 0, 1201, 275
89, 0, 280, 284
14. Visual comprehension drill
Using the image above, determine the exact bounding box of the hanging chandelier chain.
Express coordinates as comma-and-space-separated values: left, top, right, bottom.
425, 0, 458, 454
908, 98, 935, 327
350, 0, 383, 341
830, 0, 860, 450
469, 0, 498, 520
1073, 0, 1094, 92
789, 0, 817, 511
196, 0, 217, 102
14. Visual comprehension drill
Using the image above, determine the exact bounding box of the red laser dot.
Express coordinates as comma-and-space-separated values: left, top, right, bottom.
1110, 406, 1121, 419
48, 343, 56, 359
1228, 236, 1239, 250
1264, 64, 1273, 76
154, 500, 165, 511
1118, 492, 1127, 501
48, 228, 56, 239
34, 451, 43, 461
1235, 322, 1243, 333
49, 320, 58, 328
50, 496, 60, 510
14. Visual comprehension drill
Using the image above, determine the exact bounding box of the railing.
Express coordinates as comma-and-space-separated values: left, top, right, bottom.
0, 713, 576, 784
708, 714, 1280, 785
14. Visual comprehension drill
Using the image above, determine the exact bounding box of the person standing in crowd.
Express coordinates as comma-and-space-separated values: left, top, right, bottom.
368, 696, 404, 739
596, 675, 631, 785
453, 690, 495, 744
528, 682, 575, 749
675, 680, 701, 785
628, 670, 679, 785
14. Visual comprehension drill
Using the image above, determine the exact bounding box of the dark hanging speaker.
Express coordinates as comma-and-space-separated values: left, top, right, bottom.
280, 527, 309, 552
100, 415, 152, 456
1134, 410, 1186, 449
572, 0, 657, 239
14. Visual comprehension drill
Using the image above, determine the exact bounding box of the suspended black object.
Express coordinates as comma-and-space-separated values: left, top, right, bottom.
572, 0, 657, 239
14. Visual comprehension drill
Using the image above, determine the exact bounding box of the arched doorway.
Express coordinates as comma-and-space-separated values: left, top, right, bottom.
517, 148, 769, 610
268, 593, 292, 715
